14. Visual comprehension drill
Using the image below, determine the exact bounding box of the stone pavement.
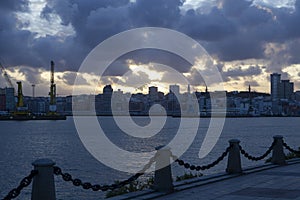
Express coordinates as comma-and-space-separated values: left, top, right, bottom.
112, 158, 300, 200
157, 160, 300, 200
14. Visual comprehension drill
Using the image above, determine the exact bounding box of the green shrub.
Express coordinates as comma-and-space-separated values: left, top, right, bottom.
175, 172, 203, 182
105, 177, 154, 198
265, 147, 300, 163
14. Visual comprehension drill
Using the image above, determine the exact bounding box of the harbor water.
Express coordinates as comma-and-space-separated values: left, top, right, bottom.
1, 117, 300, 199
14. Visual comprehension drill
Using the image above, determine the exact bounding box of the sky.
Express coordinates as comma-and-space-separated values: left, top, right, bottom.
0, 0, 300, 96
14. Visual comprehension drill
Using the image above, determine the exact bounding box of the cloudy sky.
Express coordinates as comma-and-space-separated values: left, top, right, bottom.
0, 0, 299, 96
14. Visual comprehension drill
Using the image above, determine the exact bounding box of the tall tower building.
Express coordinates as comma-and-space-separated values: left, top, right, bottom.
169, 85, 180, 96
5, 87, 15, 112
149, 86, 158, 102
49, 61, 57, 113
270, 73, 281, 101
103, 85, 113, 113
279, 80, 294, 100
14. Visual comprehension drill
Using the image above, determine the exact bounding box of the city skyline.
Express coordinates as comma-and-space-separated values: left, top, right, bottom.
0, 0, 300, 96
0, 71, 299, 97
1, 71, 299, 117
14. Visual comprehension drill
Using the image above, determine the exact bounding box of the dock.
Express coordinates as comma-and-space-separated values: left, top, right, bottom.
112, 158, 300, 200
3, 135, 299, 200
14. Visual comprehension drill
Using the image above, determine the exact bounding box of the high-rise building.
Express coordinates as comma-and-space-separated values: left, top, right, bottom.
270, 73, 281, 101
103, 85, 113, 96
279, 80, 294, 100
0, 87, 15, 112
149, 86, 158, 102
169, 85, 180, 96
0, 89, 5, 111
5, 87, 15, 112
103, 85, 113, 114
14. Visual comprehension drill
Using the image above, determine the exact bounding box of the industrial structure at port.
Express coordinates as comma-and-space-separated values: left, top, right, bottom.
0, 61, 65, 120
0, 61, 300, 117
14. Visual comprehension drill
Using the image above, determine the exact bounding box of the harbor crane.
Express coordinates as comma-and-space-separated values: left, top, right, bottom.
48, 61, 57, 115
0, 62, 14, 89
0, 62, 28, 115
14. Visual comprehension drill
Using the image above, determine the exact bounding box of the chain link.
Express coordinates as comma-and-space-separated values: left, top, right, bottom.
53, 156, 155, 192
283, 142, 300, 154
239, 140, 276, 161
53, 166, 144, 191
174, 145, 231, 171
5, 139, 294, 198
3, 170, 38, 200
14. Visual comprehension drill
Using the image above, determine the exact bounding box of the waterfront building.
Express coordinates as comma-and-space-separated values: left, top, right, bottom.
279, 80, 294, 100
112, 89, 127, 114
0, 87, 15, 112
37, 101, 46, 113
0, 92, 5, 111
295, 91, 300, 102
130, 93, 147, 114
103, 85, 113, 114
65, 96, 73, 115
149, 86, 158, 103
271, 73, 281, 101
169, 85, 180, 96
270, 73, 295, 115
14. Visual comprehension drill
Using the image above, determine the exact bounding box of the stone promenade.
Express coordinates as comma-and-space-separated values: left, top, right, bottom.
112, 158, 300, 200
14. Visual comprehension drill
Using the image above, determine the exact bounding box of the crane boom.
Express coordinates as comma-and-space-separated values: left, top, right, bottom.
0, 62, 14, 88
49, 61, 57, 114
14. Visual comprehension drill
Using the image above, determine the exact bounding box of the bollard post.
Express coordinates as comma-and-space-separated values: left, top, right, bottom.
153, 145, 174, 193
271, 135, 286, 165
31, 158, 56, 200
226, 139, 242, 174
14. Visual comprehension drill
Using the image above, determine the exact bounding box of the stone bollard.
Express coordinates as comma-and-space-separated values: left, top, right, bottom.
271, 135, 286, 165
31, 158, 56, 200
153, 145, 174, 193
226, 139, 242, 174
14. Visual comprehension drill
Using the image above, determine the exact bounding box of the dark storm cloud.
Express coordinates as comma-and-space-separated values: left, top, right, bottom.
279, 0, 300, 39
18, 67, 43, 84
103, 60, 131, 76
0, 0, 36, 67
1, 0, 300, 80
244, 80, 260, 87
223, 0, 251, 17
61, 71, 89, 85
116, 49, 192, 73
223, 65, 262, 80
129, 0, 184, 27
0, 0, 29, 12
41, 0, 130, 26
282, 39, 300, 64
198, 0, 277, 61
179, 8, 237, 41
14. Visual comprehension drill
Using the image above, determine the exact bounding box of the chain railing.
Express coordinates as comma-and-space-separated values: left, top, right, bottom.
53, 156, 156, 192
283, 142, 300, 155
2, 135, 299, 199
239, 140, 276, 161
172, 145, 232, 171
3, 170, 38, 200
53, 166, 144, 191
172, 136, 297, 173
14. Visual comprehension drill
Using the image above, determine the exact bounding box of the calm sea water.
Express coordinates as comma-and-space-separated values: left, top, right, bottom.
0, 117, 299, 199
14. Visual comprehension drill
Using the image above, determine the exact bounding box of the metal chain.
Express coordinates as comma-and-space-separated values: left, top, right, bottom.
3, 170, 38, 200
283, 142, 300, 154
239, 140, 276, 161
174, 145, 231, 171
53, 156, 156, 192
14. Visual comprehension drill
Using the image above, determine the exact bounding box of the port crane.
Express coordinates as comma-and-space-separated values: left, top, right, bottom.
0, 62, 29, 115
0, 62, 14, 88
48, 61, 57, 115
